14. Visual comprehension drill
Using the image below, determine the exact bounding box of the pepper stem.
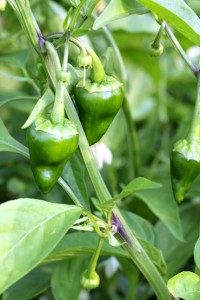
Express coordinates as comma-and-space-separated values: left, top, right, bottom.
188, 74, 200, 141
70, 37, 106, 83
87, 237, 104, 275
45, 40, 70, 125
152, 20, 166, 49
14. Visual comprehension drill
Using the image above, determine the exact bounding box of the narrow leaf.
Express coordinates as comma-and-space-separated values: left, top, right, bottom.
167, 272, 200, 299
22, 88, 54, 129
0, 96, 37, 108
137, 0, 200, 46
0, 119, 28, 157
0, 199, 82, 293
98, 177, 161, 210
0, 71, 29, 82
93, 0, 148, 30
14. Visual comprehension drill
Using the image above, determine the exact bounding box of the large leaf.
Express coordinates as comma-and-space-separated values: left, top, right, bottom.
0, 119, 28, 157
155, 202, 200, 278
135, 180, 183, 241
2, 265, 53, 300
0, 199, 82, 293
167, 272, 200, 300
93, 0, 148, 29
51, 257, 88, 300
22, 88, 54, 129
137, 0, 200, 46
44, 232, 128, 263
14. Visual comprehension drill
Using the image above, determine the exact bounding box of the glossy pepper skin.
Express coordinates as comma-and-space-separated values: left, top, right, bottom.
74, 75, 123, 145
27, 115, 78, 194
170, 138, 200, 202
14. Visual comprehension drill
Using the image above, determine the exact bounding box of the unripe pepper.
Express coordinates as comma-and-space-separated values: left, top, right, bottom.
27, 115, 78, 194
170, 138, 200, 203
74, 75, 123, 145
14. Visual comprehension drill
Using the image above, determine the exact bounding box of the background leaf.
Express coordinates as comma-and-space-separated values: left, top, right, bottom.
137, 0, 200, 46
0, 199, 82, 293
93, 0, 148, 29
2, 265, 54, 300
135, 180, 183, 241
0, 119, 28, 157
51, 257, 88, 300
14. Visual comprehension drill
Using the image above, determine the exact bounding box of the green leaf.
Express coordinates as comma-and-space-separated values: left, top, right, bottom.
62, 150, 90, 210
0, 119, 28, 157
22, 88, 54, 129
0, 199, 82, 293
0, 96, 37, 108
0, 71, 29, 82
93, 0, 148, 30
2, 265, 53, 300
155, 202, 200, 278
167, 272, 200, 299
137, 0, 200, 46
0, 50, 29, 68
135, 180, 183, 241
44, 232, 128, 263
51, 257, 88, 300
98, 177, 161, 210
194, 235, 200, 271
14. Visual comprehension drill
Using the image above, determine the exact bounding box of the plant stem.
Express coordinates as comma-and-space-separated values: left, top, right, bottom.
58, 177, 83, 207
88, 237, 104, 274
188, 74, 200, 141
165, 23, 199, 77
69, 0, 88, 31
152, 20, 166, 49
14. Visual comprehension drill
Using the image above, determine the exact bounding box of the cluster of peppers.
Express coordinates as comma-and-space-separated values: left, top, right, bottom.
170, 77, 200, 203
26, 39, 123, 194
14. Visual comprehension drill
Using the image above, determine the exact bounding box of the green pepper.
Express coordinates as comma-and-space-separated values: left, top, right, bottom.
74, 75, 123, 145
170, 138, 200, 202
27, 115, 78, 194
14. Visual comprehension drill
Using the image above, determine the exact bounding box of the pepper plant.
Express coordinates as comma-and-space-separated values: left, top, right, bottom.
1, 0, 200, 300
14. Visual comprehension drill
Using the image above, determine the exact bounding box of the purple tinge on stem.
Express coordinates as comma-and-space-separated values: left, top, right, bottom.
38, 31, 45, 50
111, 213, 131, 245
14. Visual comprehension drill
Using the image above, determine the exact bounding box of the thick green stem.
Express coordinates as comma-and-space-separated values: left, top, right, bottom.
8, 3, 172, 299
188, 74, 200, 141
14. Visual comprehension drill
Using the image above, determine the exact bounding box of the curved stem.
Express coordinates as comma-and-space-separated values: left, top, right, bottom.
102, 26, 140, 177
58, 177, 83, 207
188, 74, 200, 141
88, 237, 104, 274
165, 23, 199, 77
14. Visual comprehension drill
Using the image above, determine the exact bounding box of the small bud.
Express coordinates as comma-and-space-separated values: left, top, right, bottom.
78, 54, 93, 68
148, 42, 164, 57
60, 71, 71, 83
81, 270, 100, 290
